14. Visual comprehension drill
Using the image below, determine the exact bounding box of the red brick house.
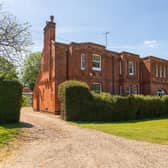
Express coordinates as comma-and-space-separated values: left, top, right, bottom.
33, 16, 168, 114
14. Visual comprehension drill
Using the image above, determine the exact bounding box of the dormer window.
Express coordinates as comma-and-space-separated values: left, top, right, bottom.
92, 54, 101, 71
128, 61, 134, 76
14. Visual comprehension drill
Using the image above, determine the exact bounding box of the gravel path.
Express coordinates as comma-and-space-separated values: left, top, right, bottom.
0, 107, 168, 168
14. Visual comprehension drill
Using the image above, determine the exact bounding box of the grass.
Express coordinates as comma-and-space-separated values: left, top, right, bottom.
0, 123, 20, 148
73, 118, 168, 145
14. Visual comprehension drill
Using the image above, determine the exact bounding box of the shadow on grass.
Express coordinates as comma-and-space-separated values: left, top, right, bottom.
0, 122, 34, 129
0, 122, 34, 147
74, 117, 168, 125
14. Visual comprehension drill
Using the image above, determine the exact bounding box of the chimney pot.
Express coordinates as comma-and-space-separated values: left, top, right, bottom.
50, 15, 54, 22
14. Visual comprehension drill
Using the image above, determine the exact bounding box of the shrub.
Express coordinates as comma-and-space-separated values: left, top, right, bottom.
22, 95, 28, 107
133, 95, 165, 119
0, 79, 23, 123
161, 95, 168, 116
58, 80, 91, 120
58, 80, 168, 121
111, 95, 137, 121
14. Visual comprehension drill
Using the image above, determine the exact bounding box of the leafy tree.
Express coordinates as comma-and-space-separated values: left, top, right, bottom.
0, 56, 18, 79
22, 52, 41, 90
0, 3, 32, 65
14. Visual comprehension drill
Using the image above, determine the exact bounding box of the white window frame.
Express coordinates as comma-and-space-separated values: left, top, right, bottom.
92, 54, 101, 71
92, 83, 102, 93
80, 53, 86, 70
128, 61, 134, 76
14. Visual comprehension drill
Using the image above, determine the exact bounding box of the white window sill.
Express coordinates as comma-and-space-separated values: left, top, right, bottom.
92, 67, 101, 71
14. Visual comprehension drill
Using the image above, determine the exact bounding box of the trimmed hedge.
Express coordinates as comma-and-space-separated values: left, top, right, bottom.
58, 80, 168, 121
58, 80, 91, 120
0, 79, 23, 123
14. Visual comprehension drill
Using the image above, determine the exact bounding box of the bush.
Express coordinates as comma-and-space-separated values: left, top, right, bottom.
58, 80, 168, 121
58, 80, 91, 120
0, 79, 23, 123
22, 95, 28, 107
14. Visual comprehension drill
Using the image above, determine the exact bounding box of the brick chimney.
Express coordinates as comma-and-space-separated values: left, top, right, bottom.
42, 16, 56, 76
43, 15, 56, 50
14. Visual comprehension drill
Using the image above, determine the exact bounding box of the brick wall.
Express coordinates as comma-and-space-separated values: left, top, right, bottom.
142, 57, 168, 95
33, 16, 168, 114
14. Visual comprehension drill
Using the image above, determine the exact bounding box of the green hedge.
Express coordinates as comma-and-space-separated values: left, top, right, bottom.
0, 79, 23, 123
58, 80, 91, 120
22, 95, 29, 107
58, 80, 168, 121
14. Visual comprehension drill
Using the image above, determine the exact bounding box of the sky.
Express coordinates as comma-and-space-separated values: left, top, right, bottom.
1, 0, 168, 59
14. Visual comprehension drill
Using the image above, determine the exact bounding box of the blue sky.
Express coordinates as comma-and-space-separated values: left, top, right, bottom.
2, 0, 168, 59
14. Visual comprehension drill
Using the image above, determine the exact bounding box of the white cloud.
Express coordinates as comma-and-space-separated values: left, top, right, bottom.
144, 40, 159, 48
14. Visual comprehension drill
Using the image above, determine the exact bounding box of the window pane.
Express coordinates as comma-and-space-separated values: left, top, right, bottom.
93, 55, 100, 61
81, 53, 85, 70
156, 64, 159, 77
92, 54, 101, 70
156, 89, 166, 96
164, 66, 166, 78
92, 83, 101, 93
119, 85, 122, 95
160, 66, 162, 78
133, 85, 137, 94
126, 85, 131, 95
92, 62, 100, 68
119, 61, 122, 75
128, 61, 134, 75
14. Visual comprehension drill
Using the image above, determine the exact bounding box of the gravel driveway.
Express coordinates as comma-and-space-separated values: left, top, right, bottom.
0, 107, 168, 168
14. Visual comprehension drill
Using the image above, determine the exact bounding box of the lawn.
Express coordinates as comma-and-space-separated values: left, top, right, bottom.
0, 123, 20, 148
74, 118, 168, 145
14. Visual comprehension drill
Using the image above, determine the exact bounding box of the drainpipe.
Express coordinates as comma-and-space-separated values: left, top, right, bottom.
66, 48, 69, 80
112, 56, 115, 94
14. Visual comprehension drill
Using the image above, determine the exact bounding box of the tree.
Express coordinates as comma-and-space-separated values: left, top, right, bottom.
0, 3, 32, 64
0, 56, 18, 79
22, 52, 41, 90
